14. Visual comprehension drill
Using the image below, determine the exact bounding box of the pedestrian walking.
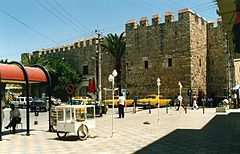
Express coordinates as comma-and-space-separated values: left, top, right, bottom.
176, 93, 183, 111
233, 91, 238, 109
192, 94, 199, 110
118, 93, 126, 118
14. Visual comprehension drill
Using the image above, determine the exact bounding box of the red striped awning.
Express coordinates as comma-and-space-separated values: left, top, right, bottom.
0, 63, 47, 83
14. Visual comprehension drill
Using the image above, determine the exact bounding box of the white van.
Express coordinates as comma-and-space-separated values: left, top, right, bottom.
11, 97, 33, 108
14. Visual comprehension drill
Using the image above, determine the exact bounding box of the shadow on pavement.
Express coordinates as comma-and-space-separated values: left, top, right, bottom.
135, 113, 240, 153
2, 129, 28, 135
2, 129, 36, 136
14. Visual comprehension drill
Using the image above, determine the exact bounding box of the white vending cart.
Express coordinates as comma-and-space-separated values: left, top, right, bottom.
55, 105, 95, 140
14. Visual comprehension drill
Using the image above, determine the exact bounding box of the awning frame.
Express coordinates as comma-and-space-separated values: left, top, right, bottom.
0, 61, 52, 141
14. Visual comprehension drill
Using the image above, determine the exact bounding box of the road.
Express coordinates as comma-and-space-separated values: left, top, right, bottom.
1, 106, 240, 153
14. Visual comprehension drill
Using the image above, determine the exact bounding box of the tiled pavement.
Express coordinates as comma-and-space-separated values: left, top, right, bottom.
1, 107, 240, 153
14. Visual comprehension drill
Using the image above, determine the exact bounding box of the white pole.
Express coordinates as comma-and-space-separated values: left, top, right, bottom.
158, 85, 159, 123
157, 78, 161, 123
111, 79, 114, 137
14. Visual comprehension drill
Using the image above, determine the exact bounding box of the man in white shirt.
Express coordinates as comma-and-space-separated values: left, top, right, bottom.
176, 93, 183, 111
118, 93, 126, 118
233, 91, 238, 109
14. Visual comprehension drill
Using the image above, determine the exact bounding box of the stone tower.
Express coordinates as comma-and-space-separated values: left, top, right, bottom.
125, 9, 208, 99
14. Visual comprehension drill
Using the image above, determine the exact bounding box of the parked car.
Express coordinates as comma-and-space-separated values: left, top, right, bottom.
30, 98, 48, 112
102, 96, 134, 107
136, 95, 172, 108
11, 97, 33, 108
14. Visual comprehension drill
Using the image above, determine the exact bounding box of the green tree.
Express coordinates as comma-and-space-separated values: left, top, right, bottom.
102, 32, 126, 90
22, 54, 54, 73
49, 59, 81, 101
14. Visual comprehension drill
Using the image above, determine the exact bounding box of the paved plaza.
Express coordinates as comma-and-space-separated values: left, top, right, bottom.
1, 106, 240, 153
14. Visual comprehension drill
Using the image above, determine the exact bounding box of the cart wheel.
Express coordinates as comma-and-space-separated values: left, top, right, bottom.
57, 132, 67, 139
77, 124, 89, 141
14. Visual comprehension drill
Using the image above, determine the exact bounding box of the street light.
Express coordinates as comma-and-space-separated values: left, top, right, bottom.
96, 30, 102, 102
108, 69, 118, 137
178, 82, 183, 96
157, 78, 161, 123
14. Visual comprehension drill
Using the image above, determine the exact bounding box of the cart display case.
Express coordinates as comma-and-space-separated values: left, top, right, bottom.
55, 105, 95, 140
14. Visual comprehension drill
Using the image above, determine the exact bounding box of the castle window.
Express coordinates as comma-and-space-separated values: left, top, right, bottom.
144, 61, 148, 69
168, 58, 172, 67
212, 59, 214, 65
83, 65, 88, 75
199, 59, 201, 67
211, 77, 213, 83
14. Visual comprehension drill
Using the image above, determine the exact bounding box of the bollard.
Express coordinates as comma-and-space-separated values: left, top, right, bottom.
133, 102, 136, 114
148, 102, 151, 114
34, 110, 39, 125
203, 102, 205, 114
166, 103, 168, 114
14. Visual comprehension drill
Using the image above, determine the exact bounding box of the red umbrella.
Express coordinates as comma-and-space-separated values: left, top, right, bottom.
88, 78, 96, 93
92, 78, 96, 93
88, 79, 93, 93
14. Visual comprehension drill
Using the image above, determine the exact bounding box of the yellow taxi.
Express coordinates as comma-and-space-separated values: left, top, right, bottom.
102, 96, 134, 107
136, 95, 172, 108
68, 96, 108, 116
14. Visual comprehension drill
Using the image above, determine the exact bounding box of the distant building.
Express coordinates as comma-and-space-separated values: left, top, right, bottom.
21, 8, 239, 100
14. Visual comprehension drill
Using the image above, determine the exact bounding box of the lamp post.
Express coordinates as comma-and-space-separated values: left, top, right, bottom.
178, 82, 184, 113
178, 82, 183, 96
95, 30, 102, 101
108, 69, 117, 137
157, 78, 161, 123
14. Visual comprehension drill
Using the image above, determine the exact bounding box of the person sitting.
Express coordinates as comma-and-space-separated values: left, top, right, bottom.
5, 104, 21, 133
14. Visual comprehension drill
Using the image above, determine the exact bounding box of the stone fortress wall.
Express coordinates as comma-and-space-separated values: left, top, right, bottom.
22, 8, 236, 100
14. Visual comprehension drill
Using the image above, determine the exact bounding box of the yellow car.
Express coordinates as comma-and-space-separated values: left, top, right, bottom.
68, 97, 93, 105
136, 95, 172, 108
102, 96, 134, 107
68, 96, 108, 115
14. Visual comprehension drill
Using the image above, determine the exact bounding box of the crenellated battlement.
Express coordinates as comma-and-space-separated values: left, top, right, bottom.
37, 38, 98, 55
139, 16, 149, 27
207, 18, 223, 30
152, 14, 161, 26
125, 8, 208, 31
165, 11, 174, 23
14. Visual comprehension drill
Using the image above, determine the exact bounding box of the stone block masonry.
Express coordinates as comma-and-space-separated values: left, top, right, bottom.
21, 8, 234, 100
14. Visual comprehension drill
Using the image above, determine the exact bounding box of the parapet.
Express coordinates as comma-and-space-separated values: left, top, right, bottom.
125, 19, 137, 31
152, 14, 161, 26
165, 11, 174, 23
207, 21, 215, 31
207, 19, 223, 29
217, 18, 223, 27
36, 37, 98, 56
140, 16, 149, 27
178, 8, 193, 14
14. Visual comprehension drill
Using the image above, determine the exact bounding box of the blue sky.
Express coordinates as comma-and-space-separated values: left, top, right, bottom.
0, 0, 219, 61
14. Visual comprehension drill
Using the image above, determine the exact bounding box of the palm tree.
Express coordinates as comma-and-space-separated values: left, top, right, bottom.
21, 54, 54, 98
0, 59, 8, 64
102, 32, 126, 90
22, 54, 54, 72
